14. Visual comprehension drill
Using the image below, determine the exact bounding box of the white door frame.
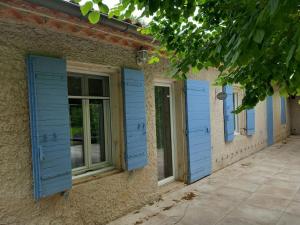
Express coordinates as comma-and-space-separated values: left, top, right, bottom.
154, 79, 177, 186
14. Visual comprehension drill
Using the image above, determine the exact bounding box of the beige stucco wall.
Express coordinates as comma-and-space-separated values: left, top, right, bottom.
0, 18, 290, 225
154, 69, 290, 173
290, 97, 300, 135
157, 70, 290, 172
0, 20, 169, 225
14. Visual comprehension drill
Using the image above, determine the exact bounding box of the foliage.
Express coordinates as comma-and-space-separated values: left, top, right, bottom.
74, 0, 300, 111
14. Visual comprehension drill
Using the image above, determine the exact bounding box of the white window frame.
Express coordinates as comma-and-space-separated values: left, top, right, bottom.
154, 79, 177, 186
67, 62, 120, 177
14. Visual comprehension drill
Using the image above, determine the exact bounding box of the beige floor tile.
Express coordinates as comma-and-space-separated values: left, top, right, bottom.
276, 213, 300, 225
285, 201, 300, 217
255, 184, 298, 199
293, 190, 300, 202
192, 183, 219, 194
216, 216, 260, 225
221, 204, 282, 225
177, 203, 228, 225
224, 179, 261, 192
213, 186, 252, 202
193, 194, 239, 212
264, 178, 300, 190
245, 193, 290, 211
281, 169, 300, 176
272, 173, 300, 183
108, 137, 300, 225
250, 166, 283, 175
236, 173, 270, 184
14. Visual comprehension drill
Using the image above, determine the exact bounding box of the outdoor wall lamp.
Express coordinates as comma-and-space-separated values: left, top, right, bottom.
215, 88, 227, 100
136, 49, 148, 66
217, 91, 227, 100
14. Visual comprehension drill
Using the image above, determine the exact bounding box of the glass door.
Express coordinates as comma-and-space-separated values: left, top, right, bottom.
155, 84, 175, 185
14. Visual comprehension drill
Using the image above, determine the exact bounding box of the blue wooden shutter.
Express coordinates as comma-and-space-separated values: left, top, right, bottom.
281, 97, 286, 124
246, 109, 255, 135
223, 85, 234, 142
267, 96, 274, 146
185, 80, 212, 183
26, 55, 71, 200
122, 68, 148, 171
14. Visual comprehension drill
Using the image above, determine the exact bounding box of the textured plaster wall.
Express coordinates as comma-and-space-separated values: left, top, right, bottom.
290, 97, 300, 135
273, 92, 290, 142
157, 69, 290, 172
186, 70, 263, 171
0, 19, 291, 225
200, 70, 289, 171
0, 20, 169, 225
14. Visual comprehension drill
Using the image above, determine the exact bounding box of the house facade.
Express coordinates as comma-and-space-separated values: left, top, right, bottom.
0, 1, 291, 225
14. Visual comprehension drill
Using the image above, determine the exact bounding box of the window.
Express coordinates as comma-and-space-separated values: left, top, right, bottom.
68, 73, 112, 175
232, 88, 246, 135
233, 92, 239, 134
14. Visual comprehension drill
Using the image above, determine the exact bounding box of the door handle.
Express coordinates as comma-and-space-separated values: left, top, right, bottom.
206, 127, 210, 133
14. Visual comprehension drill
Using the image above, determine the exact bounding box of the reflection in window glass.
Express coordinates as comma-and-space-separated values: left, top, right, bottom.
68, 76, 82, 96
90, 99, 109, 164
88, 77, 109, 97
69, 99, 84, 168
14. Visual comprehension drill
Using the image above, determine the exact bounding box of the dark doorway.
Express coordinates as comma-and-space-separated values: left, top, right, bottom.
155, 85, 175, 184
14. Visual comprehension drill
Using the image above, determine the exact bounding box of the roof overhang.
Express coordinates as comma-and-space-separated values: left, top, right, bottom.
0, 0, 155, 50
24, 0, 141, 36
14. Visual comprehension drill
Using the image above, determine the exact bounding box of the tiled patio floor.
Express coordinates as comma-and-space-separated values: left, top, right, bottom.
108, 136, 300, 225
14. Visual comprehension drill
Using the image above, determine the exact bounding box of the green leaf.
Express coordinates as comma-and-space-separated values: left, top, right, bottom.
100, 4, 109, 14
77, 0, 300, 111
295, 44, 300, 62
191, 67, 199, 74
88, 11, 100, 24
286, 44, 296, 67
124, 9, 132, 18
148, 56, 160, 64
108, 7, 121, 17
149, 0, 160, 14
80, 2, 93, 16
279, 87, 289, 97
271, 80, 277, 87
253, 29, 265, 44
269, 0, 279, 15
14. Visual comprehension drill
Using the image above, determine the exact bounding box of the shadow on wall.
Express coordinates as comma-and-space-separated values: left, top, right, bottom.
290, 97, 300, 135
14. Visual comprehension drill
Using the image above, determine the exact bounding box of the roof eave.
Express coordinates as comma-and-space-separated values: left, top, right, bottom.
24, 0, 143, 36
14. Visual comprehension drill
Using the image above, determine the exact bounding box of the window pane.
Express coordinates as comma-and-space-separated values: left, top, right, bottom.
233, 93, 240, 133
88, 77, 109, 97
68, 76, 82, 96
69, 99, 85, 169
90, 99, 110, 164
